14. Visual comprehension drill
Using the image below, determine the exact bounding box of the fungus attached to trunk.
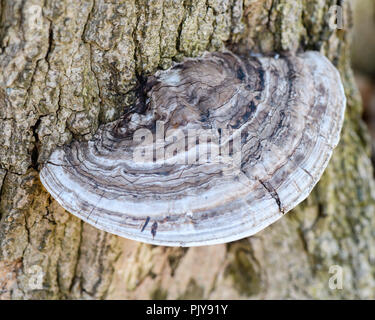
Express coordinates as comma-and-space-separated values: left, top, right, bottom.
40, 51, 346, 246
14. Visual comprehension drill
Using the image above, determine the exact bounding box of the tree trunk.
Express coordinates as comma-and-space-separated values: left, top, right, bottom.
0, 0, 374, 300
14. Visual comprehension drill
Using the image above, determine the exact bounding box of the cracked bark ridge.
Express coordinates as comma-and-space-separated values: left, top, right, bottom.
40, 50, 346, 247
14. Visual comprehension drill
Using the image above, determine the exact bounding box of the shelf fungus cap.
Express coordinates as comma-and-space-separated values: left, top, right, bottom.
40, 51, 346, 247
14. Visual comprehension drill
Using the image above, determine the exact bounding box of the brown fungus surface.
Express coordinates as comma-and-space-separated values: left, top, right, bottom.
40, 51, 346, 246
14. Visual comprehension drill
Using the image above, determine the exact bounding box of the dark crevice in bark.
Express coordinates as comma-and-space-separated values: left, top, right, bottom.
0, 170, 7, 222
175, 0, 187, 57
30, 118, 41, 171
167, 247, 189, 277
45, 22, 54, 63
68, 220, 83, 296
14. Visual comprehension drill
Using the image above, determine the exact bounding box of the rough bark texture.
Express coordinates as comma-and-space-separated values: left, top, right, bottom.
0, 0, 374, 299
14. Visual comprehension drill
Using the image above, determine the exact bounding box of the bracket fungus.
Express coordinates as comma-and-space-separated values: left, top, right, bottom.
40, 51, 346, 246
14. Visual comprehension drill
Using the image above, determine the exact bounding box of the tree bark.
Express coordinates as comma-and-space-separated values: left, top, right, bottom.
0, 0, 374, 299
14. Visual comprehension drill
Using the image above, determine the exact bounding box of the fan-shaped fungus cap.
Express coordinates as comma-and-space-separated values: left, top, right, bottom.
40, 51, 346, 246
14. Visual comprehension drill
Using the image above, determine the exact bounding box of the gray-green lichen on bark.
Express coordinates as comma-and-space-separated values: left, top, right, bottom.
0, 0, 374, 299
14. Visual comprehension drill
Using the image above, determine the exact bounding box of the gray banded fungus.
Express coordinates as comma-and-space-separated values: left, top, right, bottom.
40, 51, 346, 247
